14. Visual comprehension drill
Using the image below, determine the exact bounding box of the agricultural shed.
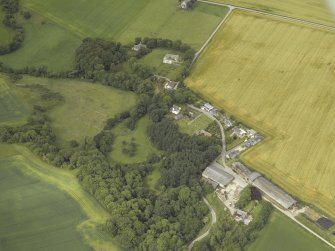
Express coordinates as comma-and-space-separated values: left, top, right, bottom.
316, 217, 335, 230
253, 177, 297, 209
232, 162, 261, 182
202, 163, 234, 188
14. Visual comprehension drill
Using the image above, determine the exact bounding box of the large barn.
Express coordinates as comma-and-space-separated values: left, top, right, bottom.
253, 177, 297, 209
202, 163, 234, 188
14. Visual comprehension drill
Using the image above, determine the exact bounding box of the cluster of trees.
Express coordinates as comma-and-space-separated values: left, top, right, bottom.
236, 186, 252, 209
149, 118, 221, 187
0, 0, 24, 55
122, 138, 137, 157
194, 201, 273, 251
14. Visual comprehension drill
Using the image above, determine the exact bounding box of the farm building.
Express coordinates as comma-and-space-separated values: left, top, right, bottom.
244, 134, 263, 148
132, 43, 147, 51
232, 162, 261, 182
202, 103, 214, 112
232, 127, 246, 138
164, 80, 179, 90
316, 217, 334, 230
202, 163, 234, 188
163, 54, 180, 64
247, 129, 257, 137
253, 177, 297, 209
226, 149, 240, 159
170, 105, 181, 115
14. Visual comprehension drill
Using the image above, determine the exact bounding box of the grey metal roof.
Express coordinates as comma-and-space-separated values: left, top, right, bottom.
253, 177, 297, 209
202, 164, 234, 187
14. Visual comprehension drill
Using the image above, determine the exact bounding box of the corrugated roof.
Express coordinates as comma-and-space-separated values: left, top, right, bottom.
203, 164, 234, 187
253, 177, 296, 209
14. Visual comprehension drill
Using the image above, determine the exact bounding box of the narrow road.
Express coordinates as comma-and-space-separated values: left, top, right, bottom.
188, 198, 217, 250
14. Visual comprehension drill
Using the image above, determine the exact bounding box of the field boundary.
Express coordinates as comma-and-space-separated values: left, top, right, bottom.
193, 0, 335, 64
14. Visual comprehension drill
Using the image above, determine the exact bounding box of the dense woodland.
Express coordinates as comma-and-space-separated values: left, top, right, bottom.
0, 34, 273, 250
0, 0, 25, 55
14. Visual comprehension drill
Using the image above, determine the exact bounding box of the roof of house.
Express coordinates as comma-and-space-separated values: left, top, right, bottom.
236, 209, 248, 219
204, 103, 214, 110
170, 105, 181, 114
202, 163, 234, 187
233, 127, 246, 135
253, 177, 297, 209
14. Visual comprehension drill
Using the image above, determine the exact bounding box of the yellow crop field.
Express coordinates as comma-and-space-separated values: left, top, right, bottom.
187, 11, 335, 217
216, 0, 335, 26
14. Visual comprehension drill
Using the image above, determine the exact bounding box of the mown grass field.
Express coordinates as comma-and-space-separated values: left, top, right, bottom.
0, 10, 14, 45
216, 0, 335, 26
0, 144, 120, 251
187, 11, 335, 217
178, 114, 212, 135
248, 211, 333, 251
0, 75, 29, 125
16, 76, 137, 145
109, 116, 160, 164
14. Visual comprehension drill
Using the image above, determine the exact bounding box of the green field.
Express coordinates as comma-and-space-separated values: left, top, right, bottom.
187, 11, 335, 218
217, 0, 335, 26
0, 10, 14, 45
0, 0, 228, 71
16, 76, 138, 145
0, 144, 120, 251
0, 13, 81, 72
248, 211, 333, 251
0, 75, 29, 125
178, 113, 212, 135
139, 48, 183, 80
109, 116, 160, 164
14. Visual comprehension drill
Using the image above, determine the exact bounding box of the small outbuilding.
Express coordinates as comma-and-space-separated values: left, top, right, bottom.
163, 54, 180, 64
180, 0, 197, 9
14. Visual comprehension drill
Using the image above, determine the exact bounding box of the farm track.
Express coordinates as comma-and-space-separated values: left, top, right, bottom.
188, 198, 217, 250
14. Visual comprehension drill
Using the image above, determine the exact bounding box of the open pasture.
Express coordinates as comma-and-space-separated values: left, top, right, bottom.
0, 144, 121, 251
0, 12, 82, 72
187, 11, 335, 217
17, 76, 137, 145
0, 75, 28, 125
22, 0, 228, 49
0, 10, 14, 45
216, 0, 335, 26
248, 211, 333, 251
109, 116, 160, 164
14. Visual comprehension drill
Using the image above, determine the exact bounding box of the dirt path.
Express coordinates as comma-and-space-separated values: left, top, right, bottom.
188, 198, 217, 250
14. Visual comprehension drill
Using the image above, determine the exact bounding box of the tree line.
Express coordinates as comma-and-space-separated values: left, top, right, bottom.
0, 0, 25, 55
